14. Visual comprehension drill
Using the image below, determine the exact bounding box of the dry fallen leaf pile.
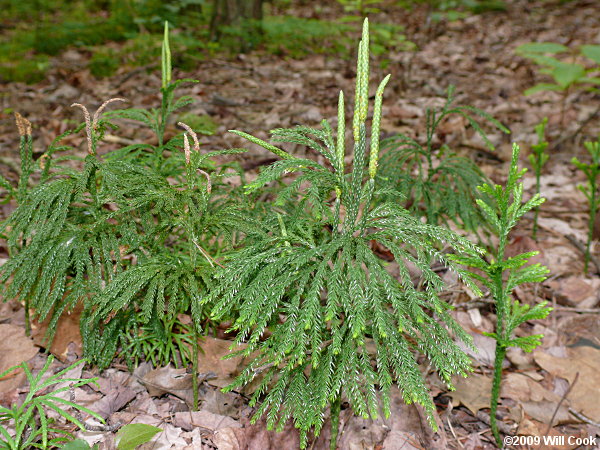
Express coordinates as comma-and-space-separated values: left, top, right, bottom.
1, 0, 600, 448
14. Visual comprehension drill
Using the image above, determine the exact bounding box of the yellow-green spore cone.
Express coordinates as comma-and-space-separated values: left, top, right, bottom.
353, 18, 370, 142
161, 21, 172, 89
369, 74, 391, 179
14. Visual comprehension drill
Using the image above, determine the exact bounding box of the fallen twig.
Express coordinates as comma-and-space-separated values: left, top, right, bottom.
476, 410, 516, 436
549, 104, 600, 152
564, 234, 600, 274
553, 306, 600, 314
569, 407, 600, 427
545, 372, 579, 435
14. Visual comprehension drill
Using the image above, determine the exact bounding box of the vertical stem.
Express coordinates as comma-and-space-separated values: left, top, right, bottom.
491, 264, 507, 447
17, 136, 32, 205
560, 89, 569, 128
157, 91, 168, 166
585, 178, 597, 274
333, 197, 342, 233
24, 299, 31, 336
192, 328, 199, 411
330, 395, 341, 450
533, 169, 541, 240
490, 344, 506, 447
493, 270, 507, 344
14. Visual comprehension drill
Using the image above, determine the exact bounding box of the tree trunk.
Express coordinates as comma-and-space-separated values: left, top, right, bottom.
210, 0, 264, 50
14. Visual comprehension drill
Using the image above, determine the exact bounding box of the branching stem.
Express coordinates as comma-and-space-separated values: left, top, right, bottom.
329, 395, 341, 450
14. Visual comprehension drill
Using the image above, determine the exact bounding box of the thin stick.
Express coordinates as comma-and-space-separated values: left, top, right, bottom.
476, 410, 516, 435
553, 306, 600, 314
545, 372, 579, 435
192, 240, 225, 268
569, 407, 600, 427
565, 234, 600, 274
446, 417, 464, 450
549, 104, 600, 152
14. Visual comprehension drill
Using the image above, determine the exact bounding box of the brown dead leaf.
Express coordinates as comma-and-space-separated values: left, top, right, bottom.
197, 337, 249, 389
229, 415, 301, 450
90, 384, 137, 420
502, 373, 571, 425
522, 401, 571, 426
517, 417, 575, 450
448, 374, 492, 415
201, 388, 244, 419
502, 372, 561, 403
381, 392, 427, 450
506, 346, 535, 370
140, 365, 194, 405
457, 333, 498, 368
341, 420, 389, 449
556, 315, 600, 348
180, 428, 204, 450
534, 346, 600, 423
31, 302, 83, 361
173, 410, 241, 432
0, 324, 38, 395
213, 427, 245, 450
90, 370, 137, 419
547, 276, 600, 308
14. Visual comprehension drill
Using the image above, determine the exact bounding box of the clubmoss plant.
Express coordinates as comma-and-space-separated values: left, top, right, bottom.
103, 21, 199, 174
528, 117, 549, 240
206, 19, 483, 449
0, 356, 103, 449
13, 113, 34, 205
376, 86, 509, 232
119, 314, 194, 370
0, 24, 245, 405
449, 144, 551, 447
84, 121, 244, 408
0, 98, 130, 344
571, 136, 600, 274
0, 113, 34, 208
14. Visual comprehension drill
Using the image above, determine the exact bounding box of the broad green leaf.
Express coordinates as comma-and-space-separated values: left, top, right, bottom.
524, 83, 564, 96
516, 42, 568, 55
61, 439, 92, 450
116, 424, 162, 450
525, 54, 563, 68
581, 44, 600, 64
552, 63, 585, 88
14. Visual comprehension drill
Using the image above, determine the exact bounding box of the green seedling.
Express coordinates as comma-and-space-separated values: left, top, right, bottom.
571, 137, 600, 274
205, 19, 482, 449
0, 357, 103, 450
377, 86, 509, 232
516, 42, 600, 124
528, 117, 549, 240
516, 42, 600, 95
450, 144, 551, 447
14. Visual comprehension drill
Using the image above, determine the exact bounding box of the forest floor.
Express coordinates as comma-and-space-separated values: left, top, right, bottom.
1, 0, 600, 448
